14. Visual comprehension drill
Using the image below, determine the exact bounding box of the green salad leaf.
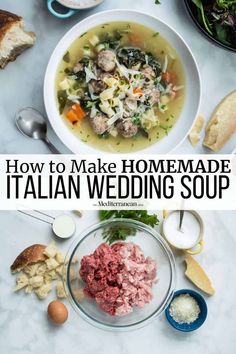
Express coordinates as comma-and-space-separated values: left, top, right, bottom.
191, 0, 202, 8
215, 23, 231, 45
191, 0, 213, 35
216, 0, 236, 10
191, 0, 236, 48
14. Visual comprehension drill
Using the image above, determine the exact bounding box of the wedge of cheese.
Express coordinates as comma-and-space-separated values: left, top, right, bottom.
203, 91, 236, 151
185, 255, 215, 296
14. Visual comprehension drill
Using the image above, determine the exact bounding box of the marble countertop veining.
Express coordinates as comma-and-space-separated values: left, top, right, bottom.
0, 0, 235, 154
0, 210, 236, 354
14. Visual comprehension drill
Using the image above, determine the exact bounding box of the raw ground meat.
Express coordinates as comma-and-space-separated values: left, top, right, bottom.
79, 242, 157, 316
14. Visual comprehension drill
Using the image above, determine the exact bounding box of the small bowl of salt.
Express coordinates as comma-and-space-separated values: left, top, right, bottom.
165, 289, 207, 332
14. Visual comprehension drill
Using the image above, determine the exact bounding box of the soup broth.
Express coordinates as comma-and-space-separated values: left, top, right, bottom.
56, 22, 185, 152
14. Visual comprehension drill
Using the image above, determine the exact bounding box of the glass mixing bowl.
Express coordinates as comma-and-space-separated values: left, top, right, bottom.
64, 218, 176, 331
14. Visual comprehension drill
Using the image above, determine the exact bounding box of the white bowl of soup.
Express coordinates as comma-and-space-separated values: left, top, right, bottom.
44, 10, 201, 154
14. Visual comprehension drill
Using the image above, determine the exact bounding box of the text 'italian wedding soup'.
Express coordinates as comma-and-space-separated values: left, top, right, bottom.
56, 21, 185, 152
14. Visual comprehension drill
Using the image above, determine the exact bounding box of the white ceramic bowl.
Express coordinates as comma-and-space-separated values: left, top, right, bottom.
57, 0, 104, 10
44, 9, 201, 154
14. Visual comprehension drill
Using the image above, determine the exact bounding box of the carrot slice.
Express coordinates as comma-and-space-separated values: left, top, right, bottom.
162, 71, 171, 82
133, 87, 143, 95
66, 103, 86, 123
162, 71, 177, 86
66, 110, 78, 123
128, 32, 140, 46
72, 103, 86, 120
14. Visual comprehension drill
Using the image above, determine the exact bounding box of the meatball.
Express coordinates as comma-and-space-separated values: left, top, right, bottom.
148, 88, 160, 106
97, 50, 116, 72
117, 119, 138, 138
141, 65, 155, 80
73, 62, 84, 74
124, 97, 138, 117
143, 85, 160, 106
90, 79, 107, 94
91, 113, 109, 135
100, 72, 112, 81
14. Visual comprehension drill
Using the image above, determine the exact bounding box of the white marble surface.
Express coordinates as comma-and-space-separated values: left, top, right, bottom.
0, 0, 235, 154
0, 1, 236, 353
1, 210, 236, 354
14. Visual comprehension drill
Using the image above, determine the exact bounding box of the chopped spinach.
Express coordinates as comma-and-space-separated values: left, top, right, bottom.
74, 70, 86, 83
117, 47, 161, 75
84, 100, 98, 109
98, 30, 123, 50
117, 47, 144, 67
64, 67, 72, 74
160, 104, 167, 110
57, 90, 68, 114
62, 51, 70, 63
79, 57, 90, 65
155, 82, 166, 92
146, 52, 162, 75
99, 131, 109, 139
72, 82, 80, 90
139, 127, 149, 138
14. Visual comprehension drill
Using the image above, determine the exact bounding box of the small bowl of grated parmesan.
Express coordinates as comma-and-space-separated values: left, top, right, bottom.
165, 289, 207, 332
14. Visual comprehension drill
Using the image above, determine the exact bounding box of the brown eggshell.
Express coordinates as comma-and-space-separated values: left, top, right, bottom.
47, 300, 68, 324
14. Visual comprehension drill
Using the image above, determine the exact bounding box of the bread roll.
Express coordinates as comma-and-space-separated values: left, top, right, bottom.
11, 244, 46, 273
0, 9, 36, 69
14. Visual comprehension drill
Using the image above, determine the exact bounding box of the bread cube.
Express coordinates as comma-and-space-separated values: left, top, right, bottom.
45, 258, 59, 271
13, 274, 29, 291
35, 283, 52, 299
55, 252, 65, 265
29, 275, 44, 288
56, 281, 66, 299
44, 243, 57, 258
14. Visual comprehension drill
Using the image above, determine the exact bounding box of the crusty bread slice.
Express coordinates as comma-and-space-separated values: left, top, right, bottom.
203, 91, 236, 152
185, 255, 215, 296
0, 9, 36, 69
11, 244, 46, 273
